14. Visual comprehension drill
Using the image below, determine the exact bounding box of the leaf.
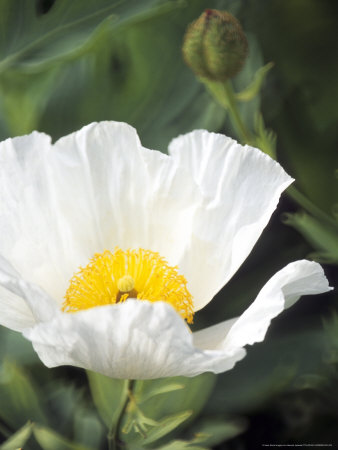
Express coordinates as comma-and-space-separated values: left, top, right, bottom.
33, 424, 92, 450
156, 418, 246, 450
0, 328, 38, 366
0, 360, 46, 429
35, 0, 227, 146
73, 410, 104, 449
140, 383, 184, 402
0, 68, 59, 135
157, 442, 208, 450
0, 0, 176, 72
254, 112, 276, 158
235, 62, 274, 102
136, 373, 216, 422
122, 374, 215, 447
283, 211, 338, 264
86, 371, 127, 429
0, 422, 33, 450
45, 383, 90, 437
190, 418, 247, 446
133, 410, 193, 446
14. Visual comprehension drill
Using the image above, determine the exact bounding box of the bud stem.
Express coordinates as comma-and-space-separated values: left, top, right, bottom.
222, 81, 253, 144
203, 78, 253, 144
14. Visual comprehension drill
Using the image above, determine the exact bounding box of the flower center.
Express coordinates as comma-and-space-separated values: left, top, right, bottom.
62, 248, 194, 323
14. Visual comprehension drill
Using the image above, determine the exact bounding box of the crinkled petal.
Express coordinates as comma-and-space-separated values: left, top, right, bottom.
0, 131, 71, 302
169, 130, 294, 310
0, 122, 202, 306
23, 300, 245, 379
194, 260, 331, 353
192, 317, 238, 351
0, 255, 57, 330
0, 286, 35, 332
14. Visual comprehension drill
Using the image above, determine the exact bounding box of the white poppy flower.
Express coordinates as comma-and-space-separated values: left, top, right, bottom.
0, 122, 331, 379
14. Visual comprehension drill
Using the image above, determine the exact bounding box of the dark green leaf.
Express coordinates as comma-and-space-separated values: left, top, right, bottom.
73, 410, 104, 449
122, 374, 215, 447
0, 0, 177, 71
0, 422, 33, 450
157, 442, 208, 450
235, 62, 274, 102
0, 360, 46, 429
283, 212, 338, 264
130, 410, 193, 446
190, 418, 247, 446
33, 424, 92, 450
136, 373, 216, 422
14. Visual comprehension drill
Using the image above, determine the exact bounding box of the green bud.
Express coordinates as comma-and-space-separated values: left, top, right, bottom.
182, 9, 248, 81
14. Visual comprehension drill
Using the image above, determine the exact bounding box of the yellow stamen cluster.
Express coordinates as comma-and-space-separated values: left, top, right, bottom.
62, 248, 194, 323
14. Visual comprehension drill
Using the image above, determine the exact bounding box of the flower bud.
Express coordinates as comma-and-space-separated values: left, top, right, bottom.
182, 9, 248, 81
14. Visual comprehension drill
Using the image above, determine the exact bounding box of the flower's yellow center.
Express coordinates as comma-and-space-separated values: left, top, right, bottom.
62, 248, 194, 323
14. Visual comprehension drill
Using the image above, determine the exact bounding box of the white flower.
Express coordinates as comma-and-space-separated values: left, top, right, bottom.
0, 122, 331, 379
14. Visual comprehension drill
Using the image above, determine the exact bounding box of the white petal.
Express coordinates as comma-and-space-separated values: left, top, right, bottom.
0, 255, 57, 330
0, 131, 71, 302
0, 255, 35, 331
0, 286, 35, 332
169, 130, 293, 310
222, 260, 332, 351
0, 122, 202, 306
192, 317, 238, 351
51, 122, 201, 282
24, 300, 245, 379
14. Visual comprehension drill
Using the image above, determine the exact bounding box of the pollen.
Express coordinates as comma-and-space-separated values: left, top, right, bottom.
117, 275, 135, 293
62, 248, 194, 323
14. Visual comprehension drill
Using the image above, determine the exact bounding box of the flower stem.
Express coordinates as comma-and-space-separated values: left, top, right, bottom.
107, 379, 135, 450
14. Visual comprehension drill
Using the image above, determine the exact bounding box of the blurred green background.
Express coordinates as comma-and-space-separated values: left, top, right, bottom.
0, 0, 337, 449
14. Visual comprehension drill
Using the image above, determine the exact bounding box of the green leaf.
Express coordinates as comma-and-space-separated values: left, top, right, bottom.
0, 422, 33, 450
0, 68, 59, 135
0, 328, 38, 366
253, 112, 276, 158
0, 0, 176, 72
235, 62, 274, 102
44, 383, 86, 436
136, 373, 216, 422
122, 374, 215, 447
156, 418, 246, 450
132, 410, 193, 446
33, 425, 92, 450
73, 410, 104, 449
191, 418, 247, 446
283, 211, 338, 264
86, 371, 127, 429
140, 383, 185, 402
35, 1, 227, 146
0, 360, 46, 429
157, 442, 208, 450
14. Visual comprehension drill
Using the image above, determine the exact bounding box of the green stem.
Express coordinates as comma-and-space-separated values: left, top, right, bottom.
222, 80, 253, 144
203, 78, 253, 144
107, 379, 135, 450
